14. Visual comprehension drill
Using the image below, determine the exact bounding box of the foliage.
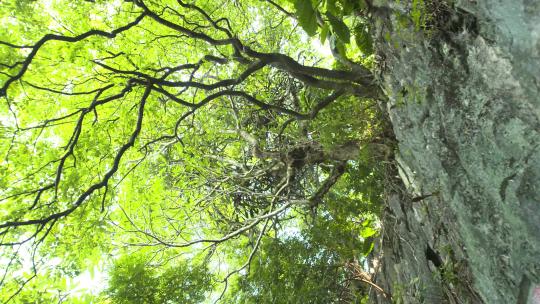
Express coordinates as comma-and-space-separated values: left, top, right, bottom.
294, 0, 319, 36
107, 254, 212, 304
225, 237, 357, 303
107, 255, 158, 304
411, 0, 429, 30
289, 0, 374, 57
0, 0, 389, 302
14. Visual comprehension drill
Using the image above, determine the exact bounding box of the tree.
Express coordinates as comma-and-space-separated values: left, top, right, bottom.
106, 254, 212, 304
0, 0, 391, 302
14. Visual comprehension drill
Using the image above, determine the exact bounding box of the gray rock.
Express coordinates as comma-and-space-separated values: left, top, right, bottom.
370, 0, 540, 303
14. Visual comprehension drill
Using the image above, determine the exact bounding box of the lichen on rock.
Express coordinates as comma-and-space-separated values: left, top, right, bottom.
370, 0, 540, 303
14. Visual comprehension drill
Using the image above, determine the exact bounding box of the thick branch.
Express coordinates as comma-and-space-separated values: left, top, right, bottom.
133, 0, 376, 92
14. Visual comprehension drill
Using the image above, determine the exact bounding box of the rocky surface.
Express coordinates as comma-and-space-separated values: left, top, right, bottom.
370, 0, 540, 303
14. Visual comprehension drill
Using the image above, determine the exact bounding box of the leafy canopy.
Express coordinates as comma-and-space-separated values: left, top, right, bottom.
0, 0, 388, 302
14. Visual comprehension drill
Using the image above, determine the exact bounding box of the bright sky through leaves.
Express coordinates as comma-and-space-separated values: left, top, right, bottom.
0, 0, 386, 302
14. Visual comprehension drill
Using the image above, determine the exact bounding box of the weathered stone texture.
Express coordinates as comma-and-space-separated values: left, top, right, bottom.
371, 0, 540, 303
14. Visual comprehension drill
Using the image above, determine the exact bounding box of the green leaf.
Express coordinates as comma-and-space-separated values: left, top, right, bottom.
360, 227, 377, 238
354, 24, 373, 55
320, 23, 330, 43
362, 240, 375, 256
342, 0, 354, 15
357, 0, 367, 10
334, 39, 348, 58
326, 12, 350, 43
325, 0, 339, 15
294, 0, 318, 36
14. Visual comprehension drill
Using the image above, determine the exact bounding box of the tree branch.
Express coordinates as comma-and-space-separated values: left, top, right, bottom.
0, 13, 146, 97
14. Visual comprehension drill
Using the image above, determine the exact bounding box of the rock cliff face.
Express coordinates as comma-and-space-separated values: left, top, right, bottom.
370, 0, 540, 303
